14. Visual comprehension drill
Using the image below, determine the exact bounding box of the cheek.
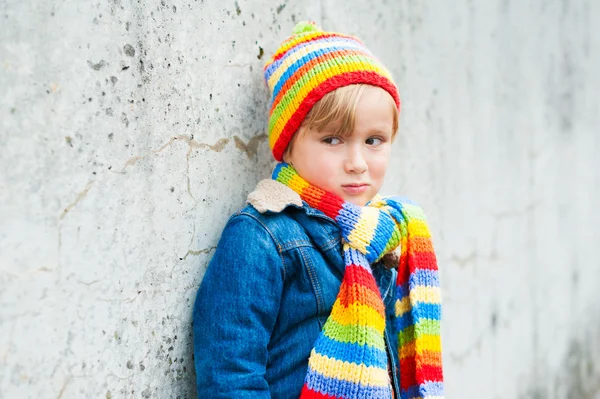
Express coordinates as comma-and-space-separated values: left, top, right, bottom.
291, 142, 341, 187
369, 152, 390, 183
311, 155, 341, 186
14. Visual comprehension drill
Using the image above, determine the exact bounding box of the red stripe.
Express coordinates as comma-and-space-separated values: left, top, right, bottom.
415, 364, 444, 385
270, 48, 368, 113
299, 384, 342, 399
343, 264, 380, 294
407, 251, 438, 270
314, 191, 345, 219
268, 32, 363, 63
298, 184, 343, 219
273, 72, 400, 160
337, 281, 385, 316
399, 358, 443, 389
399, 357, 417, 389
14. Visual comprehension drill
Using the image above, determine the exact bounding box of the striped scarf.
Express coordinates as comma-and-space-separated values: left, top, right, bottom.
272, 163, 444, 399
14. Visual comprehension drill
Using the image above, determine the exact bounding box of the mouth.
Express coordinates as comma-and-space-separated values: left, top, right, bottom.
341, 183, 370, 195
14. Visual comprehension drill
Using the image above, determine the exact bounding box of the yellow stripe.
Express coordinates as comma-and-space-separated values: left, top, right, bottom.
346, 207, 379, 254
267, 38, 365, 89
308, 351, 391, 387
270, 61, 391, 140
416, 335, 442, 353
406, 219, 431, 237
409, 286, 441, 304
268, 32, 359, 62
399, 339, 443, 359
270, 32, 329, 60
395, 296, 410, 317
288, 174, 310, 194
330, 299, 385, 333
395, 287, 440, 317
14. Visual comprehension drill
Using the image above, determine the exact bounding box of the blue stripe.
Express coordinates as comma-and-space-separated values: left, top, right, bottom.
395, 304, 442, 331
409, 268, 440, 288
265, 36, 362, 80
337, 202, 361, 239
366, 210, 396, 263
395, 269, 440, 290
400, 381, 444, 399
395, 270, 440, 303
313, 334, 388, 369
271, 162, 286, 179
269, 41, 374, 106
344, 248, 372, 269
386, 195, 419, 207
305, 367, 392, 399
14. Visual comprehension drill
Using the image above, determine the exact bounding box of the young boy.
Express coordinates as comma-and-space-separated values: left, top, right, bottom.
193, 21, 444, 399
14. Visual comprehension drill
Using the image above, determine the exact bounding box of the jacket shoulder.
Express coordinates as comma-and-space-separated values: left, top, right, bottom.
235, 203, 311, 250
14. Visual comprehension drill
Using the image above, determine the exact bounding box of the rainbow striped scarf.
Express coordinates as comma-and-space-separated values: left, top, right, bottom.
272, 163, 444, 399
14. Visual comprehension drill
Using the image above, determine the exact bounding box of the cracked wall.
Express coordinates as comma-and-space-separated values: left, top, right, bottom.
1, 0, 600, 398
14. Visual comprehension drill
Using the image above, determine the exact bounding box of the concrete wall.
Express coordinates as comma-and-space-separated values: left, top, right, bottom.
1, 0, 599, 398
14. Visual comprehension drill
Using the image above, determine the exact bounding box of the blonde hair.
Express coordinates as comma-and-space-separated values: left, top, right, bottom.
283, 84, 399, 159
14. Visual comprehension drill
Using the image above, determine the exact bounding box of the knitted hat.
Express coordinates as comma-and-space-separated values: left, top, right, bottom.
263, 21, 401, 161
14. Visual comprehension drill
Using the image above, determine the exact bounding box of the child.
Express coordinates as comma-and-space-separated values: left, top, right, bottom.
193, 21, 444, 399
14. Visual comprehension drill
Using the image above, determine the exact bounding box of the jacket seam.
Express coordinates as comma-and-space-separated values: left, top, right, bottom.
381, 268, 394, 302
233, 213, 287, 282
279, 239, 313, 251
298, 246, 325, 326
321, 235, 341, 252
384, 330, 401, 397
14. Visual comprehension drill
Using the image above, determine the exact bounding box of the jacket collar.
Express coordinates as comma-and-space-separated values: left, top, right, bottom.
246, 179, 333, 220
246, 179, 400, 269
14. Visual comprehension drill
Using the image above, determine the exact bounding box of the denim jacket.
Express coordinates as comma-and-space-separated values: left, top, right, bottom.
193, 179, 401, 398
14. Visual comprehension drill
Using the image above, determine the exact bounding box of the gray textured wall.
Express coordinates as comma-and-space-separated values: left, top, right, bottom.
1, 0, 599, 398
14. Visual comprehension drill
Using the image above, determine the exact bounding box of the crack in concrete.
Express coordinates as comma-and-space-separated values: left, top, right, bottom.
1, 322, 16, 363
76, 279, 101, 286
448, 322, 495, 366
178, 135, 229, 201
170, 220, 217, 276
120, 137, 179, 171
449, 250, 500, 268
120, 133, 267, 173
233, 133, 267, 158
56, 375, 72, 399
449, 251, 478, 268
181, 246, 216, 261
59, 180, 95, 220
118, 134, 267, 201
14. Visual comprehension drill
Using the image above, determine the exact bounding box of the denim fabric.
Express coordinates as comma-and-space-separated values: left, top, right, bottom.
193, 200, 400, 398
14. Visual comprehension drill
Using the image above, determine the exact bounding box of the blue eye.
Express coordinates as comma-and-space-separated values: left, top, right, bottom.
323, 137, 342, 145
366, 137, 383, 146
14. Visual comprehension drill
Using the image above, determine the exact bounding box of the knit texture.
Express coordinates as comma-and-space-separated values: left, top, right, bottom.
263, 21, 401, 161
272, 163, 444, 399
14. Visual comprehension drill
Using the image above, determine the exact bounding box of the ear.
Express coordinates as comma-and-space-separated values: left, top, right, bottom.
282, 149, 293, 166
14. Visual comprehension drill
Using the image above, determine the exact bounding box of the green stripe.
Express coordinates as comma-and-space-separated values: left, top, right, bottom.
268, 53, 379, 132
322, 319, 386, 350
403, 203, 426, 221
398, 319, 440, 346
275, 166, 293, 185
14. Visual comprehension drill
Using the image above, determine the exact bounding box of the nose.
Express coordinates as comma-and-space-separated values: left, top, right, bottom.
344, 144, 368, 174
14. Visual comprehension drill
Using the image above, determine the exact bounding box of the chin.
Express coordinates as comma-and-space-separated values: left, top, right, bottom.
344, 196, 368, 206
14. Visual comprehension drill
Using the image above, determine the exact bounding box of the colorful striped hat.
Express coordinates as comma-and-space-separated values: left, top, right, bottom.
263, 21, 401, 161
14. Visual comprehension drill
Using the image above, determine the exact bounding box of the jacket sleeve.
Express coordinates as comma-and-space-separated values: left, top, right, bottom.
193, 213, 284, 398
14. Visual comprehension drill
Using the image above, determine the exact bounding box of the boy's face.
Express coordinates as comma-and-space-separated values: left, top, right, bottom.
284, 86, 395, 206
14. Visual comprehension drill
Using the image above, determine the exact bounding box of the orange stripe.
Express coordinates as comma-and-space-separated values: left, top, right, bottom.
269, 48, 369, 113
338, 282, 386, 316
268, 32, 362, 63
